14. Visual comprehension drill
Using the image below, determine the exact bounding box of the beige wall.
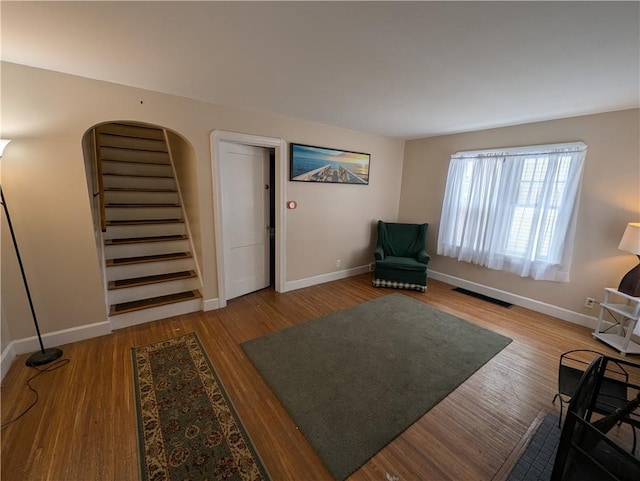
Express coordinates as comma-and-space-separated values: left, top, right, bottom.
0, 151, 8, 352
400, 109, 640, 316
0, 62, 404, 340
1, 307, 10, 352
4, 60, 634, 345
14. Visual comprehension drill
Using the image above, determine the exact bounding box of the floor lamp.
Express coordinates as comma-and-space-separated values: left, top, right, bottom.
1, 140, 63, 366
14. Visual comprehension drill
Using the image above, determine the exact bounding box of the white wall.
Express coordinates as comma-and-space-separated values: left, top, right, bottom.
0, 62, 405, 342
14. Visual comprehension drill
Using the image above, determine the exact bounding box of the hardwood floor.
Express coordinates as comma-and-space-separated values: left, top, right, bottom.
0, 275, 633, 481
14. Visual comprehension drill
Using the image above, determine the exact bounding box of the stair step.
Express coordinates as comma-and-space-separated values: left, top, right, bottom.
97, 123, 165, 140
105, 187, 176, 193
99, 147, 170, 164
102, 160, 173, 178
106, 219, 183, 226
107, 274, 200, 304
98, 133, 168, 152
106, 252, 192, 267
105, 203, 180, 208
102, 158, 171, 166
104, 236, 190, 260
105, 205, 183, 222
103, 221, 186, 240
102, 171, 174, 179
104, 189, 180, 206
109, 290, 202, 316
108, 270, 197, 290
105, 255, 194, 281
107, 218, 184, 227
103, 174, 176, 190
105, 235, 188, 245
109, 295, 202, 329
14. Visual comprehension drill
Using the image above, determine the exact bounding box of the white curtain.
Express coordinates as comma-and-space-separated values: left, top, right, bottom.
437, 142, 587, 282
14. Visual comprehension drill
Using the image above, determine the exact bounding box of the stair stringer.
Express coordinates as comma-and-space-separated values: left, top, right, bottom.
161, 128, 204, 293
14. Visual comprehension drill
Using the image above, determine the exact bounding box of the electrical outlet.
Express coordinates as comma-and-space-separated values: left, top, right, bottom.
585, 297, 596, 309
336, 259, 341, 268
369, 262, 374, 272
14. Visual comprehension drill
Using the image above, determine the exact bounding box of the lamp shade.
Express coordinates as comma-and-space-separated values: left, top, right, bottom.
618, 222, 640, 255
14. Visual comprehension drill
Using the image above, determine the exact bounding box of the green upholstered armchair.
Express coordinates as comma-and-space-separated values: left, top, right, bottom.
373, 221, 430, 292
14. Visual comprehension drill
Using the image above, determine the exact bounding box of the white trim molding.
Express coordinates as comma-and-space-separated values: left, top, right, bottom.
11, 321, 112, 355
2, 266, 616, 381
1, 320, 112, 381
1, 341, 17, 381
210, 131, 287, 308
282, 265, 598, 332
203, 298, 220, 311
428, 270, 599, 329
285, 265, 370, 292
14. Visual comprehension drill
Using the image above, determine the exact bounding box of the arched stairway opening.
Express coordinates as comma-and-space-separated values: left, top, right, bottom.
83, 121, 202, 329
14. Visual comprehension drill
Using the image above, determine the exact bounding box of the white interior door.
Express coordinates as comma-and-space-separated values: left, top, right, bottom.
220, 141, 270, 300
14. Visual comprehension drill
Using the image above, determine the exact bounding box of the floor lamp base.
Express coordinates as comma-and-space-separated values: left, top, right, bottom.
26, 347, 63, 367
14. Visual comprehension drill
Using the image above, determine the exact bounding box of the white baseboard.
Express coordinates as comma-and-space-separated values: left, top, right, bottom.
285, 267, 599, 330
1, 320, 111, 381
109, 299, 201, 331
428, 270, 598, 329
285, 265, 370, 292
1, 267, 611, 382
1, 341, 17, 381
203, 298, 219, 311
10, 321, 112, 355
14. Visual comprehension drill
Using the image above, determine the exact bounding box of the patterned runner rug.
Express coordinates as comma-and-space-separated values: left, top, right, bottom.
131, 332, 270, 481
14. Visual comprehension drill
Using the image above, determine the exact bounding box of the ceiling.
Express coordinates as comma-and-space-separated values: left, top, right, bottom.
2, 1, 639, 139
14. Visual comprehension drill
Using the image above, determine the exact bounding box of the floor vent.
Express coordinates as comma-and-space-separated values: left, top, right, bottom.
452, 287, 513, 308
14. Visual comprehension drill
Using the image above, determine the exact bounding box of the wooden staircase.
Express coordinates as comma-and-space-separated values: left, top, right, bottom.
95, 122, 202, 329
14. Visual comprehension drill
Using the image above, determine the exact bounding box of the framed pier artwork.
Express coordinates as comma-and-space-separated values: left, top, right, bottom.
290, 143, 370, 185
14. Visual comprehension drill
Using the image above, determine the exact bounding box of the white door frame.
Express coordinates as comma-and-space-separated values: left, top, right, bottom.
211, 130, 287, 308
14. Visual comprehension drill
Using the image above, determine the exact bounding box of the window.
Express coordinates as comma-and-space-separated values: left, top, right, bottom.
437, 142, 587, 282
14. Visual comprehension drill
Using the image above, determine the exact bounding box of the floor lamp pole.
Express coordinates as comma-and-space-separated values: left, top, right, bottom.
1, 186, 63, 366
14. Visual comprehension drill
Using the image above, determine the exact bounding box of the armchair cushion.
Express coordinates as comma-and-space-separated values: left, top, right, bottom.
376, 256, 427, 272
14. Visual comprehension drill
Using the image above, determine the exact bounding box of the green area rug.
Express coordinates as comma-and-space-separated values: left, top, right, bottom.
242, 293, 512, 480
132, 332, 270, 481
